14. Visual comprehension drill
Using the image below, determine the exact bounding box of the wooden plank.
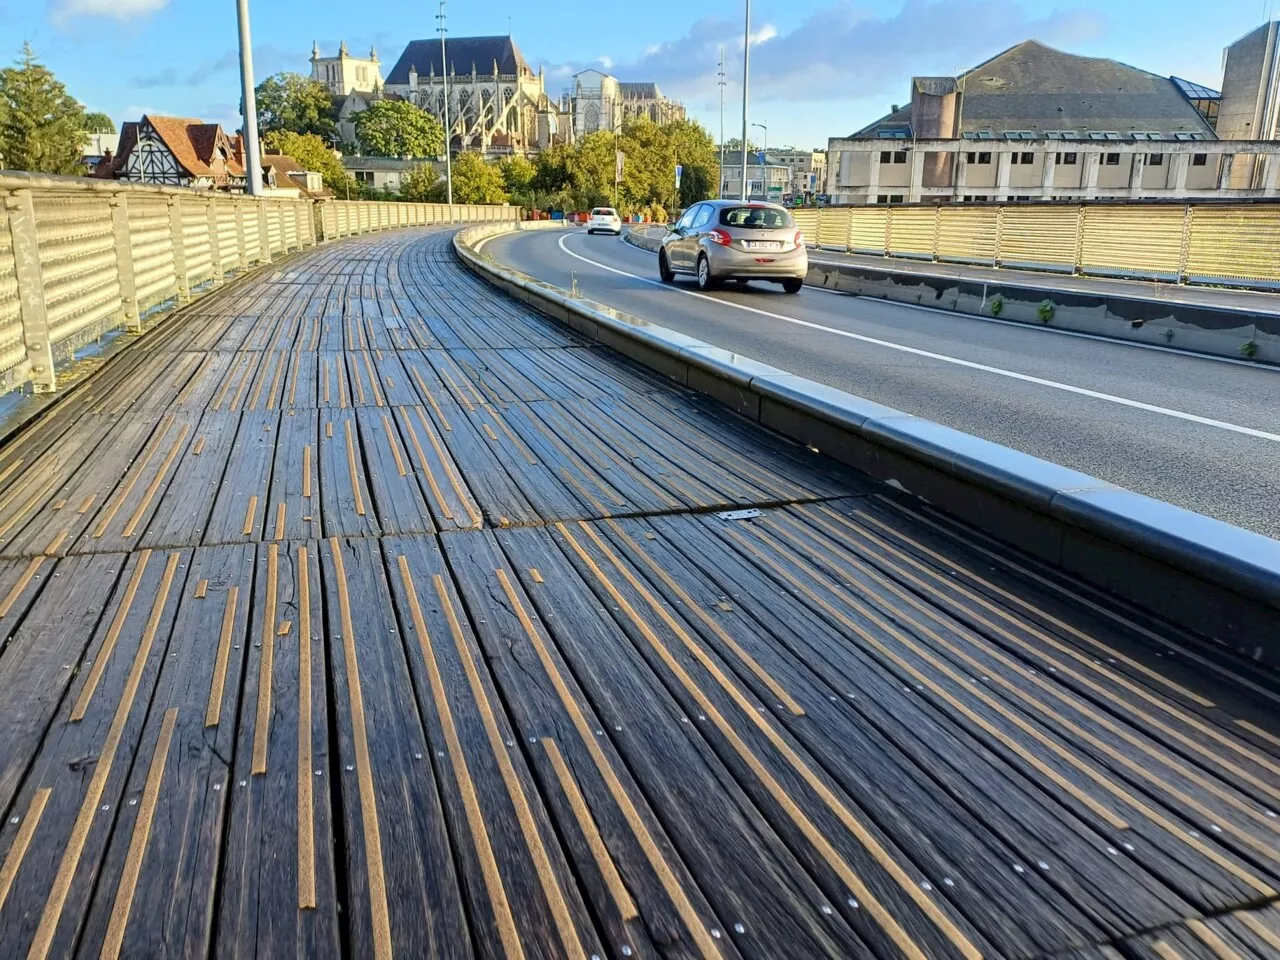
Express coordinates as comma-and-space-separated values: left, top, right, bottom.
645, 509, 1194, 938
263, 408, 322, 542
0, 553, 124, 817
76, 545, 257, 958
319, 536, 471, 957
139, 410, 243, 549
219, 541, 340, 958
204, 411, 279, 545
547, 517, 993, 960
0, 550, 185, 958
316, 351, 352, 410
383, 536, 605, 958
390, 405, 483, 532
317, 410, 379, 539
352, 408, 435, 535
0, 415, 162, 558
457, 526, 869, 959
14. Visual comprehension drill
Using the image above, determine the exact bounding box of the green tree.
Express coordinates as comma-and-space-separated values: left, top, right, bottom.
255, 72, 337, 138
665, 119, 719, 206
82, 111, 115, 134
498, 155, 536, 203
262, 129, 357, 196
450, 151, 508, 204
0, 43, 88, 174
400, 163, 445, 202
354, 99, 444, 158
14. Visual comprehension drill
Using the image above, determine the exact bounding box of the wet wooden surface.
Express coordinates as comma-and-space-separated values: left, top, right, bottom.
0, 228, 1276, 959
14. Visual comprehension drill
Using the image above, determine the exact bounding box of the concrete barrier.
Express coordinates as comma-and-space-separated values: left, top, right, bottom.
622, 227, 1278, 364
458, 223, 1280, 658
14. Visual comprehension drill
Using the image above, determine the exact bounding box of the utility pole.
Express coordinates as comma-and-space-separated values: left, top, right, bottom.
236, 0, 263, 196
718, 47, 726, 199
740, 0, 751, 201
438, 0, 453, 204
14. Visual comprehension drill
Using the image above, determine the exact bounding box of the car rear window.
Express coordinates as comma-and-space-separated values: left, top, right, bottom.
591, 208, 617, 216
719, 206, 794, 229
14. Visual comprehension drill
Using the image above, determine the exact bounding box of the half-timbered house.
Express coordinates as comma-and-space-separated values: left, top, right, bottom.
95, 116, 248, 190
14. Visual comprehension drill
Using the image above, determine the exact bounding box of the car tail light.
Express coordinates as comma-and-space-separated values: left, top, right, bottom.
794, 230, 806, 247
709, 228, 732, 246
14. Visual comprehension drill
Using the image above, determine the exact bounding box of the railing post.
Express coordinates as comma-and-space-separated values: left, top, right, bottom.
1072, 204, 1085, 276
256, 200, 272, 264
235, 199, 250, 270
207, 196, 224, 285
167, 196, 191, 301
1177, 203, 1192, 284
5, 189, 57, 392
994, 204, 1004, 267
109, 192, 142, 333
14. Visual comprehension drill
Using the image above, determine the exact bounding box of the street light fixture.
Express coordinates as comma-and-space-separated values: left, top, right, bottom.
235, 0, 263, 196
438, 0, 454, 204
752, 120, 767, 200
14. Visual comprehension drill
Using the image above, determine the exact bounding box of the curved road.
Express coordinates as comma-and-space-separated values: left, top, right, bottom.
484, 228, 1280, 538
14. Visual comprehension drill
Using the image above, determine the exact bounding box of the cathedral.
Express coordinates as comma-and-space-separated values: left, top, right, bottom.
571, 70, 686, 135
382, 36, 570, 156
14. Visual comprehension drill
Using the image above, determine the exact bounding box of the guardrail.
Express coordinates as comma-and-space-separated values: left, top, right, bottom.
458, 220, 1280, 654
791, 202, 1280, 289
0, 172, 519, 395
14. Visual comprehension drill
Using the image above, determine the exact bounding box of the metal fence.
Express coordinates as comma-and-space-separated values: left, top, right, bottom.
791, 202, 1280, 289
0, 172, 519, 395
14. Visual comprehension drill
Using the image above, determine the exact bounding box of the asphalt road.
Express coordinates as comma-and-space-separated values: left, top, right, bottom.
483, 228, 1280, 538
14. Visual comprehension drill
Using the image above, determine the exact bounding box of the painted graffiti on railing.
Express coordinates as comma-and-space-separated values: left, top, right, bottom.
0, 172, 519, 395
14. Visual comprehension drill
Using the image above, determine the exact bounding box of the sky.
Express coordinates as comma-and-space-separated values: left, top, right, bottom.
0, 0, 1273, 148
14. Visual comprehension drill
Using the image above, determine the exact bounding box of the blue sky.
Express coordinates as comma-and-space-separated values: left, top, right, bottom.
0, 0, 1271, 148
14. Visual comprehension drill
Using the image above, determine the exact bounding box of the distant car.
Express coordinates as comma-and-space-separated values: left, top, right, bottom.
658, 200, 807, 294
587, 207, 622, 235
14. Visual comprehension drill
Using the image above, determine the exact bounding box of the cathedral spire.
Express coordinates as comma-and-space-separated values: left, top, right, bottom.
311, 40, 320, 60
338, 39, 348, 57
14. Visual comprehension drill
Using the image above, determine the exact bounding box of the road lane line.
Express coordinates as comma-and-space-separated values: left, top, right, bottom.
554, 233, 1280, 443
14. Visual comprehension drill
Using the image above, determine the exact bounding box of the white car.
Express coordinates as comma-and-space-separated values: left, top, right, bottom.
587, 207, 622, 235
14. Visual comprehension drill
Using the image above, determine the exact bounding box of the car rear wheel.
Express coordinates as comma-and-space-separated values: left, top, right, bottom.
658, 250, 674, 284
782, 278, 804, 294
696, 254, 717, 291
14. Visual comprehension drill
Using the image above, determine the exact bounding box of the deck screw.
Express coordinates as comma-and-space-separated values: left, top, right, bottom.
734, 922, 745, 934
820, 904, 833, 915
847, 898, 859, 909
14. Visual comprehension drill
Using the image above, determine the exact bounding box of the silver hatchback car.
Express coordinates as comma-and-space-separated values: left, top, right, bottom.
658, 199, 808, 293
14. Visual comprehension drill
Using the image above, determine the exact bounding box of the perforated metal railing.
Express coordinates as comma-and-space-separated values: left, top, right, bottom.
795, 202, 1280, 288
0, 172, 520, 394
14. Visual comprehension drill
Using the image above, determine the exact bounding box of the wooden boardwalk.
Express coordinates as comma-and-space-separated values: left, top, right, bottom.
0, 228, 1276, 959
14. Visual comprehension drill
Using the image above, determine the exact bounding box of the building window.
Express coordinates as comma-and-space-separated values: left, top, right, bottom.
880, 151, 891, 163
876, 194, 888, 204
892, 151, 907, 164
1088, 131, 1122, 140
1021, 152, 1033, 164
890, 194, 904, 203
1192, 154, 1208, 166
1104, 153, 1120, 165
1130, 132, 1163, 140
354, 171, 374, 183
1003, 131, 1035, 140
1045, 130, 1078, 139
1148, 153, 1164, 165
877, 129, 909, 139
967, 151, 994, 165
1174, 132, 1211, 141
1058, 152, 1078, 164
962, 131, 994, 140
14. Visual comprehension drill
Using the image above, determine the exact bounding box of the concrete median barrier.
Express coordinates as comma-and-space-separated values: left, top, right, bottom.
458, 222, 1280, 657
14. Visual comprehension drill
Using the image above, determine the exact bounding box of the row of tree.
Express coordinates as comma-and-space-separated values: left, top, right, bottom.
0, 44, 113, 175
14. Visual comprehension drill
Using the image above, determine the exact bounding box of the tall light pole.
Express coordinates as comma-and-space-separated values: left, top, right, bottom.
752, 121, 767, 200
739, 0, 751, 200
438, 0, 453, 204
236, 0, 263, 196
717, 47, 726, 199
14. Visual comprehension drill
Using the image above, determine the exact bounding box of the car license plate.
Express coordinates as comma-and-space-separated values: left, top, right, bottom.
743, 241, 782, 250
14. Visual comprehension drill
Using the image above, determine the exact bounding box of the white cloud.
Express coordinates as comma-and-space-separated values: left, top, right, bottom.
598, 55, 614, 69
749, 23, 778, 47
51, 0, 167, 22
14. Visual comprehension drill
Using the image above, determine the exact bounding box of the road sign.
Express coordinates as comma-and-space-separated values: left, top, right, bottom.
675, 164, 683, 190
615, 150, 625, 183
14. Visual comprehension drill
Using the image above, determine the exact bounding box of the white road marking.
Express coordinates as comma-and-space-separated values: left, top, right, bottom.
554, 232, 1280, 444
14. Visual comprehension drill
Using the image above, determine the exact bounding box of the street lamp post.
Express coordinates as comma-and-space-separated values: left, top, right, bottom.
752, 120, 767, 201
235, 0, 263, 196
739, 0, 750, 201
438, 0, 453, 204
717, 47, 726, 199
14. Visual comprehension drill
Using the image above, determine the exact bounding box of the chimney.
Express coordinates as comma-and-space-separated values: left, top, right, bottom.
891, 104, 900, 113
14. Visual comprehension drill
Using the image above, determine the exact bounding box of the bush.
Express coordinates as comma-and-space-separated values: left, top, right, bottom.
1037, 301, 1054, 323
1241, 340, 1258, 359
989, 295, 1004, 317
